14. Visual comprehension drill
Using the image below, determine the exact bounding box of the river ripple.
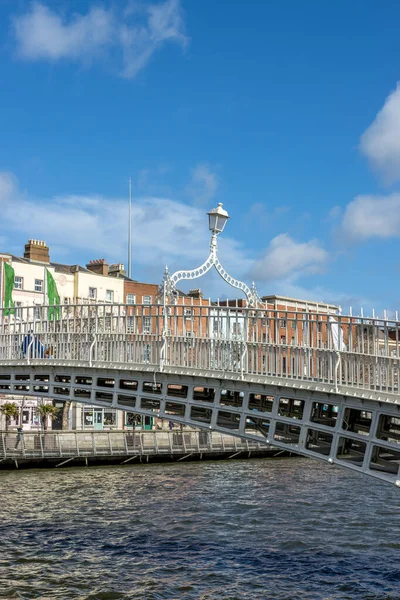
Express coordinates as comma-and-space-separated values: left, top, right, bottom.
0, 458, 400, 599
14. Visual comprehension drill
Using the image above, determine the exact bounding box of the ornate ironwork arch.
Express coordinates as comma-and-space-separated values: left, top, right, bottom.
158, 205, 262, 307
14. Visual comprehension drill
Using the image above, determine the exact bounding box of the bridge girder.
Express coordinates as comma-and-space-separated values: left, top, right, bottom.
1, 361, 400, 486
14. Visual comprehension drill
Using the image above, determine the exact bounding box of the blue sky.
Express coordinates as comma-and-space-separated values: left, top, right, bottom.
1, 0, 400, 313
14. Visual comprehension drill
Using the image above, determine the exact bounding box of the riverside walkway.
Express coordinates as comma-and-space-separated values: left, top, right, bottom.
1, 299, 400, 485
0, 429, 278, 469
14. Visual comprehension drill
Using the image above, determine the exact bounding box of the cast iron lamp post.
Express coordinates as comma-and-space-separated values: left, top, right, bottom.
159, 203, 261, 307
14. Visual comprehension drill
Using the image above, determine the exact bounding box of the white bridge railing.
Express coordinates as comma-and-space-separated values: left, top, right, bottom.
0, 301, 399, 398
0, 429, 268, 464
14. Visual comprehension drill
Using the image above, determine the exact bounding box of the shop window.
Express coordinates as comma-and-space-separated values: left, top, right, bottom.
104, 411, 116, 426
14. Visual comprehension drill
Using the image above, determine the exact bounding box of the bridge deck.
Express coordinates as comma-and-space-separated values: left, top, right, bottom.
1, 302, 400, 485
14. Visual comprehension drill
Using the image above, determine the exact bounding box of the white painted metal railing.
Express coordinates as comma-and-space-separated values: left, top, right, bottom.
0, 429, 266, 462
0, 301, 399, 397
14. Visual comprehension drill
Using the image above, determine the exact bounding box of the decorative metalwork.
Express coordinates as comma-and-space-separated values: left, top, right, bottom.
1, 301, 400, 484
158, 203, 262, 307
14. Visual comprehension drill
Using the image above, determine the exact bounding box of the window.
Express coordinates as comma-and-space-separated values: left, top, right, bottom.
280, 319, 286, 328
34, 306, 41, 320
126, 294, 136, 305
143, 344, 151, 362
127, 316, 135, 333
232, 322, 242, 336
103, 410, 116, 426
105, 290, 114, 302
89, 287, 97, 299
34, 279, 43, 292
14, 276, 23, 290
186, 331, 194, 338
15, 302, 22, 318
317, 322, 322, 333
292, 320, 297, 329
184, 308, 193, 318
143, 316, 151, 334
280, 336, 286, 344
143, 295, 152, 305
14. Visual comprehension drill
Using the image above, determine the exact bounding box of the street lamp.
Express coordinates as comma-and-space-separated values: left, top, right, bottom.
208, 202, 229, 236
159, 203, 260, 307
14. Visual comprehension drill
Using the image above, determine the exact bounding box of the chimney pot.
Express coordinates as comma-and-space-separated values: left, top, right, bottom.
24, 239, 50, 263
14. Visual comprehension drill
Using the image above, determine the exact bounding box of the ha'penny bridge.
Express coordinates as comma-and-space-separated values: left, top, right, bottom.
1, 203, 400, 485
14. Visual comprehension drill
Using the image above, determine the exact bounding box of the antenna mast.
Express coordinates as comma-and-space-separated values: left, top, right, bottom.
128, 177, 132, 279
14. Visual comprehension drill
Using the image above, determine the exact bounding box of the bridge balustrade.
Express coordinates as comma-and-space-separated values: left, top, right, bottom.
0, 302, 399, 397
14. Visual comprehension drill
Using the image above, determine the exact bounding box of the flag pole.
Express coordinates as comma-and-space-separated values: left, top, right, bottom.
0, 259, 4, 324
128, 177, 132, 279
0, 259, 4, 307
43, 264, 47, 323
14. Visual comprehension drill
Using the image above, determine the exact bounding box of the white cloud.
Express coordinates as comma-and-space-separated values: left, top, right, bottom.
0, 171, 249, 289
250, 233, 328, 282
12, 0, 187, 78
0, 172, 17, 202
13, 3, 114, 61
120, 0, 187, 78
360, 83, 400, 182
186, 163, 219, 205
1, 172, 338, 301
340, 193, 400, 241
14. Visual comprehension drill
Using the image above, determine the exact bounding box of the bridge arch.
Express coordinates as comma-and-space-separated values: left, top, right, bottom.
1, 360, 400, 486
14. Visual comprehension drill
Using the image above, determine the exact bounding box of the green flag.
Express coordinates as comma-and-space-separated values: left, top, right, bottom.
46, 268, 60, 320
3, 262, 15, 316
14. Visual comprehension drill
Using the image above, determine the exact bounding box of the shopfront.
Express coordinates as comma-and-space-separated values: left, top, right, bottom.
125, 412, 153, 430
0, 397, 53, 431
81, 406, 119, 430
21, 401, 39, 429
74, 406, 153, 431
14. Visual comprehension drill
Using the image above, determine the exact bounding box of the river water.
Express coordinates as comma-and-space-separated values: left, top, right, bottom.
0, 458, 400, 599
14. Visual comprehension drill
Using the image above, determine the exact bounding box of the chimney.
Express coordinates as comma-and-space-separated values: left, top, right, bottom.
108, 263, 126, 277
24, 240, 50, 263
86, 258, 109, 276
188, 288, 203, 299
